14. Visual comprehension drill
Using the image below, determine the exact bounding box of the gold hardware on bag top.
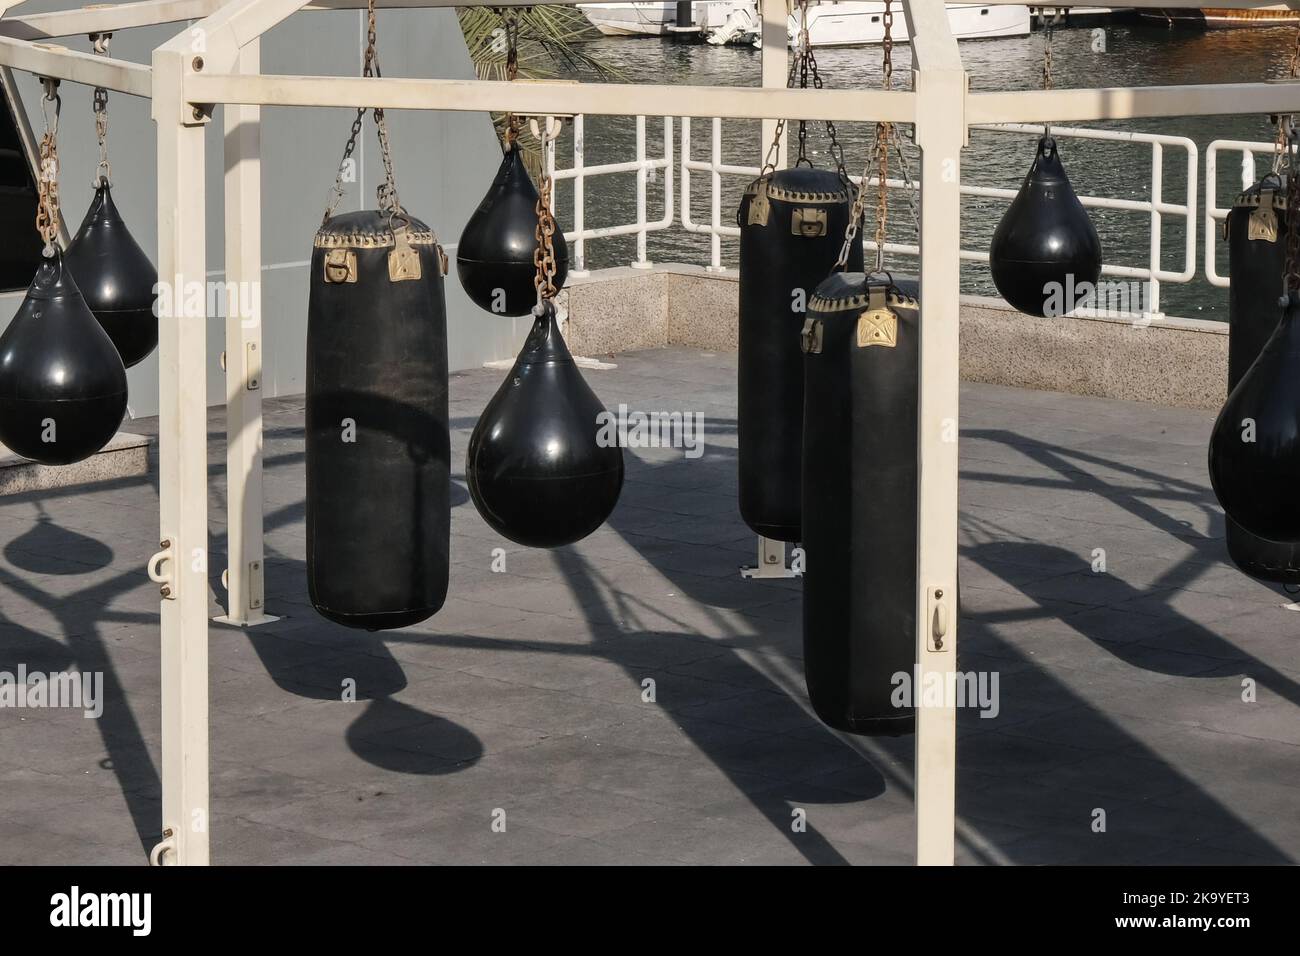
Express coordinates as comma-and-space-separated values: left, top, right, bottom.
800, 317, 823, 354
388, 227, 422, 282
748, 180, 771, 226
323, 248, 357, 284
856, 287, 897, 349
792, 207, 828, 237
1249, 195, 1279, 242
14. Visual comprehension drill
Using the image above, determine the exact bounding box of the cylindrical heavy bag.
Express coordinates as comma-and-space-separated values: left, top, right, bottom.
737, 166, 860, 542
1222, 175, 1300, 583
306, 210, 451, 630
801, 273, 920, 736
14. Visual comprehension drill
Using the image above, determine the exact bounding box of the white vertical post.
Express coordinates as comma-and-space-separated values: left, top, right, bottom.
571, 112, 587, 276
632, 113, 651, 268
907, 0, 964, 867
708, 115, 722, 271
1146, 140, 1163, 322
151, 46, 210, 866
216, 37, 275, 628
759, 0, 787, 168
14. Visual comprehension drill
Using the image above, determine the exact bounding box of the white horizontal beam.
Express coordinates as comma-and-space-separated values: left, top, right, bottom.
0, 0, 224, 40
969, 81, 1300, 124
185, 73, 915, 122
0, 35, 151, 96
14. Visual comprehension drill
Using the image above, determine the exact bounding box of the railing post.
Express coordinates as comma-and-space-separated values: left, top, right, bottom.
571, 112, 588, 276
632, 114, 652, 269
151, 45, 211, 867
216, 37, 276, 628
708, 115, 724, 272
1145, 140, 1164, 323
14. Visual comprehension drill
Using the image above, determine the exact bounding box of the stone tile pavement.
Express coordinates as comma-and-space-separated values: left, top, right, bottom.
0, 347, 1296, 865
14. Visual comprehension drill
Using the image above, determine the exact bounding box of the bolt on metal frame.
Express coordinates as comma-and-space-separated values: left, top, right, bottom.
0, 0, 1297, 867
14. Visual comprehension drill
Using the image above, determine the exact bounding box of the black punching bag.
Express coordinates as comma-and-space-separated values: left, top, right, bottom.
457, 142, 568, 317
306, 211, 450, 630
1221, 176, 1300, 582
0, 251, 127, 465
801, 273, 920, 736
466, 299, 623, 548
989, 136, 1102, 317
1210, 286, 1300, 543
737, 167, 860, 542
64, 183, 158, 368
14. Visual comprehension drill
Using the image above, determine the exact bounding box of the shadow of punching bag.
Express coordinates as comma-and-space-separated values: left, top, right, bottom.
1220, 175, 1300, 582
457, 142, 568, 317
0, 251, 127, 464
466, 300, 623, 548
800, 273, 921, 736
737, 167, 860, 542
989, 136, 1102, 318
65, 183, 158, 369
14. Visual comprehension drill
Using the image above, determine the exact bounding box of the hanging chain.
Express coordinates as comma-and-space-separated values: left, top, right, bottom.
1041, 8, 1061, 138
534, 120, 560, 302
836, 0, 894, 273
1284, 131, 1300, 294
323, 0, 405, 228
36, 78, 61, 257
1273, 23, 1300, 171
760, 0, 847, 183
500, 9, 522, 145
90, 32, 111, 186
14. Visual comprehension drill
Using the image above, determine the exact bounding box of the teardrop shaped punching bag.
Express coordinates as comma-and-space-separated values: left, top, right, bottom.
801, 273, 921, 736
306, 211, 451, 630
989, 136, 1102, 318
1220, 176, 1300, 581
0, 251, 127, 465
466, 300, 624, 548
737, 167, 860, 542
1210, 286, 1300, 543
64, 184, 158, 368
457, 143, 569, 317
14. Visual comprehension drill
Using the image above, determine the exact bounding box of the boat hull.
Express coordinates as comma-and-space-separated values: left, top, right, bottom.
793, 3, 1031, 47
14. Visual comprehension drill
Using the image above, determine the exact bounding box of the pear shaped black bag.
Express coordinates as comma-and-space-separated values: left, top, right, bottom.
0, 80, 126, 466
0, 251, 127, 464
305, 10, 450, 630
989, 135, 1102, 317
458, 142, 568, 317
801, 273, 920, 735
1220, 175, 1300, 581
737, 167, 859, 543
65, 183, 158, 368
466, 299, 624, 548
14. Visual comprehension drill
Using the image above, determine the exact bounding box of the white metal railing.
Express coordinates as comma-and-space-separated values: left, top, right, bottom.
547, 114, 674, 274
1205, 138, 1278, 289
556, 115, 1202, 321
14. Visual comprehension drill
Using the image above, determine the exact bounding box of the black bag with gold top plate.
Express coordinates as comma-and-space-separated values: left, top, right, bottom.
306, 210, 451, 630
801, 272, 919, 736
737, 167, 861, 543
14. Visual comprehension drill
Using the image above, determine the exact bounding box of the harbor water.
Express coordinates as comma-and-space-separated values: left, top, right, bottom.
554, 22, 1300, 320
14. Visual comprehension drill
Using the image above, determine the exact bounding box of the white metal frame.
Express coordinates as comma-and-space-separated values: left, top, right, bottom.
1206, 137, 1280, 288
1, 0, 1297, 867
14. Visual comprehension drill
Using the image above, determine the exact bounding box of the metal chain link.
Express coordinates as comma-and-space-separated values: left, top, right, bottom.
762, 0, 847, 183
836, 0, 894, 273
1041, 8, 1061, 138
323, 0, 405, 229
36, 79, 61, 257
1273, 23, 1300, 171
500, 9, 522, 145
90, 32, 111, 186
1285, 131, 1300, 293
534, 120, 560, 302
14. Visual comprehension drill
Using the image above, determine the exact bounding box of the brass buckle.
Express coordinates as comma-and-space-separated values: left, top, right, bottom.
1249, 194, 1279, 242
792, 207, 828, 238
747, 181, 771, 226
800, 317, 823, 355
323, 248, 356, 284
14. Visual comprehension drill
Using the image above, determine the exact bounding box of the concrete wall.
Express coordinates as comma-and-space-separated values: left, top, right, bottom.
0, 5, 521, 419
563, 264, 1230, 411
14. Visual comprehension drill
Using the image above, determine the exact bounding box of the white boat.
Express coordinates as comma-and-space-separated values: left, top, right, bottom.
579, 2, 735, 37
786, 2, 1031, 47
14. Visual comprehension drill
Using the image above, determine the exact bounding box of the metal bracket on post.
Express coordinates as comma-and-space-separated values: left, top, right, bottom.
740, 535, 801, 579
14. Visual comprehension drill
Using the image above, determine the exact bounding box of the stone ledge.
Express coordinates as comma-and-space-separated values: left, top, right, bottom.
0, 431, 151, 496
563, 264, 1228, 410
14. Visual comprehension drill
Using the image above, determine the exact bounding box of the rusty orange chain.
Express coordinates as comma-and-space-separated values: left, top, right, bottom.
35, 79, 61, 257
